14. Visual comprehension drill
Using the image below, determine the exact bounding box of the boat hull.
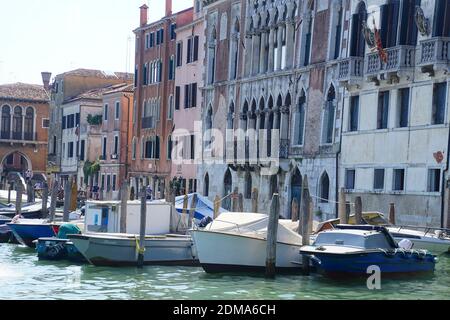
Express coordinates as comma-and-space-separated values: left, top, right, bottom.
36, 238, 86, 263
303, 251, 436, 274
191, 230, 303, 274
68, 234, 199, 267
7, 223, 58, 247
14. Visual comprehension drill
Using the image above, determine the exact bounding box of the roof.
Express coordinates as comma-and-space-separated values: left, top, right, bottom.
64, 85, 121, 103
59, 68, 134, 81
0, 83, 49, 103
103, 83, 134, 95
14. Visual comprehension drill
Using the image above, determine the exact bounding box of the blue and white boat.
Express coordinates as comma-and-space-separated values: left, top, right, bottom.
173, 193, 227, 222
7, 220, 60, 247
300, 225, 437, 275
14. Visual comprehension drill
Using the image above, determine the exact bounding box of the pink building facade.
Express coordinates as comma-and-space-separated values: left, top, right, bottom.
171, 3, 204, 194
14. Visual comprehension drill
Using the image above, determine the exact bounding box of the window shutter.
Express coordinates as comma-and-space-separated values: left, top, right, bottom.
175, 86, 180, 110
350, 14, 359, 57
184, 84, 189, 108
193, 36, 199, 61
187, 38, 192, 63
192, 83, 197, 107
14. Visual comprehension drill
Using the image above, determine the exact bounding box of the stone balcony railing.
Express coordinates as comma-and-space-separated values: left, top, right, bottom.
142, 116, 155, 129
365, 45, 415, 79
418, 37, 450, 75
337, 57, 364, 84
0, 131, 37, 142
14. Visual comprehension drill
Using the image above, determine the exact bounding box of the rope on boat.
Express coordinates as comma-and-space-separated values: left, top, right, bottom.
135, 236, 146, 255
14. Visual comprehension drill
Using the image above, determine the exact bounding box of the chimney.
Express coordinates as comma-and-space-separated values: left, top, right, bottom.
41, 72, 52, 91
165, 0, 172, 16
140, 4, 148, 27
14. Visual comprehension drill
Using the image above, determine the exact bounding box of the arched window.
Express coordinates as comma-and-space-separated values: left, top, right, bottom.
132, 137, 137, 160
12, 106, 23, 140
433, 0, 450, 37
1, 105, 11, 139
319, 172, 330, 203
223, 169, 232, 210
350, 2, 367, 57
297, 90, 306, 145
230, 17, 240, 80
207, 26, 217, 84
205, 106, 213, 148
167, 135, 173, 160
24, 107, 34, 141
168, 95, 174, 120
244, 171, 252, 199
204, 173, 209, 197
322, 86, 336, 144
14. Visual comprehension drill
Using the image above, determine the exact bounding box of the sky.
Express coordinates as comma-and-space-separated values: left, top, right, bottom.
0, 0, 192, 85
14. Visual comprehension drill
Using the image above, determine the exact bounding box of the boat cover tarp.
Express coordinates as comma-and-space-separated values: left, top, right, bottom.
206, 212, 302, 245
174, 193, 227, 220
167, 193, 227, 233
57, 224, 82, 239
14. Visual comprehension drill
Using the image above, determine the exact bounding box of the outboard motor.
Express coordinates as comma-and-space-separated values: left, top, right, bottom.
198, 216, 213, 228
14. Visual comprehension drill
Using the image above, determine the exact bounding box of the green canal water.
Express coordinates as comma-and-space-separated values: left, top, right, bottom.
0, 243, 449, 300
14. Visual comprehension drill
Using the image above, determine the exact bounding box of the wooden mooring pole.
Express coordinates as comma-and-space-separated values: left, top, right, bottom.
188, 193, 198, 229
291, 198, 299, 222
7, 183, 11, 203
137, 185, 147, 268
213, 195, 220, 219
265, 193, 280, 278
63, 177, 71, 223
232, 188, 239, 212
338, 188, 347, 224
49, 180, 59, 223
41, 182, 49, 219
15, 183, 23, 217
355, 196, 363, 224
251, 188, 258, 213
389, 203, 396, 225
299, 176, 311, 275
120, 180, 128, 233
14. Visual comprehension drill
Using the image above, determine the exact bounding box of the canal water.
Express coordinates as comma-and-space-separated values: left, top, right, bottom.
0, 243, 449, 300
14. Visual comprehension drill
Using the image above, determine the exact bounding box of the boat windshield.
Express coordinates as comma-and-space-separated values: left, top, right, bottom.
314, 232, 394, 249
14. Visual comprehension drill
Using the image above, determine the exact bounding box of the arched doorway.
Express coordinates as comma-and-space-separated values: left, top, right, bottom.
319, 172, 330, 203
1, 151, 30, 186
290, 169, 302, 219
223, 169, 232, 210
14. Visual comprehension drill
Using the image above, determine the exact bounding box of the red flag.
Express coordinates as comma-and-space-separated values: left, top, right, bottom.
373, 19, 387, 64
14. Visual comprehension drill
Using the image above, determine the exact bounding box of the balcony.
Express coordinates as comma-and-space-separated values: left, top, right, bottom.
418, 37, 450, 76
142, 117, 154, 129
337, 57, 364, 88
365, 46, 415, 83
279, 139, 289, 159
0, 131, 38, 143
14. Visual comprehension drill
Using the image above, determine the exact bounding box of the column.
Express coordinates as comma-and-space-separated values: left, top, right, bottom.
276, 25, 284, 71
244, 33, 253, 77
252, 31, 261, 75
259, 29, 267, 73
268, 26, 276, 72
285, 20, 295, 69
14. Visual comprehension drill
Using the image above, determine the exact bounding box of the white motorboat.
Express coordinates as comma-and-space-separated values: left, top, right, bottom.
316, 212, 450, 255
191, 212, 303, 273
68, 233, 198, 266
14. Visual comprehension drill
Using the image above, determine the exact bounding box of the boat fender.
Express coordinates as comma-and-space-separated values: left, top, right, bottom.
380, 248, 397, 258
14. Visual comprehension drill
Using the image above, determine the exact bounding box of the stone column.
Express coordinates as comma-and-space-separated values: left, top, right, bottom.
252, 31, 261, 75
280, 106, 290, 140
268, 26, 276, 72
276, 24, 284, 71
244, 33, 253, 77
285, 20, 295, 69
259, 29, 267, 73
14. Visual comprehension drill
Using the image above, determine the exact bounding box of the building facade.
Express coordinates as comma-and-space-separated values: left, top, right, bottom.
98, 84, 134, 200
130, 1, 194, 198
171, 1, 205, 194
0, 82, 49, 186
47, 69, 134, 181
338, 0, 450, 227
198, 0, 344, 219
